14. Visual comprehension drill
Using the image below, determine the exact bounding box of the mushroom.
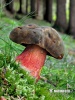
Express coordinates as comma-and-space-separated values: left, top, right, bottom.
0, 96, 6, 100
9, 24, 64, 80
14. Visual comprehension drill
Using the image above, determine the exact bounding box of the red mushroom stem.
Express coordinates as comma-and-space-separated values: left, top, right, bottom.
0, 97, 6, 100
16, 44, 47, 80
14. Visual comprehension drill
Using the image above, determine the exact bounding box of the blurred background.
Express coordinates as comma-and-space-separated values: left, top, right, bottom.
1, 0, 75, 38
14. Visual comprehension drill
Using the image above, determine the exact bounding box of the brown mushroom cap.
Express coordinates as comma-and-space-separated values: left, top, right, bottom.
9, 24, 64, 59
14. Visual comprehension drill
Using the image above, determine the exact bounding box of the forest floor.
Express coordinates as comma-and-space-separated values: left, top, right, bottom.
0, 14, 75, 100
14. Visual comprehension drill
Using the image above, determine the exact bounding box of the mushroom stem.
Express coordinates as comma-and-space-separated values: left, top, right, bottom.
16, 44, 47, 80
0, 97, 6, 100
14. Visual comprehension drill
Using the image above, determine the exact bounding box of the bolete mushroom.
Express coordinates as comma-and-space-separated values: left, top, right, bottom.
0, 96, 6, 100
9, 24, 64, 80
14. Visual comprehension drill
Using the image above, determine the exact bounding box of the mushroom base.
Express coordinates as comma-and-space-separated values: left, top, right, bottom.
16, 44, 47, 80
